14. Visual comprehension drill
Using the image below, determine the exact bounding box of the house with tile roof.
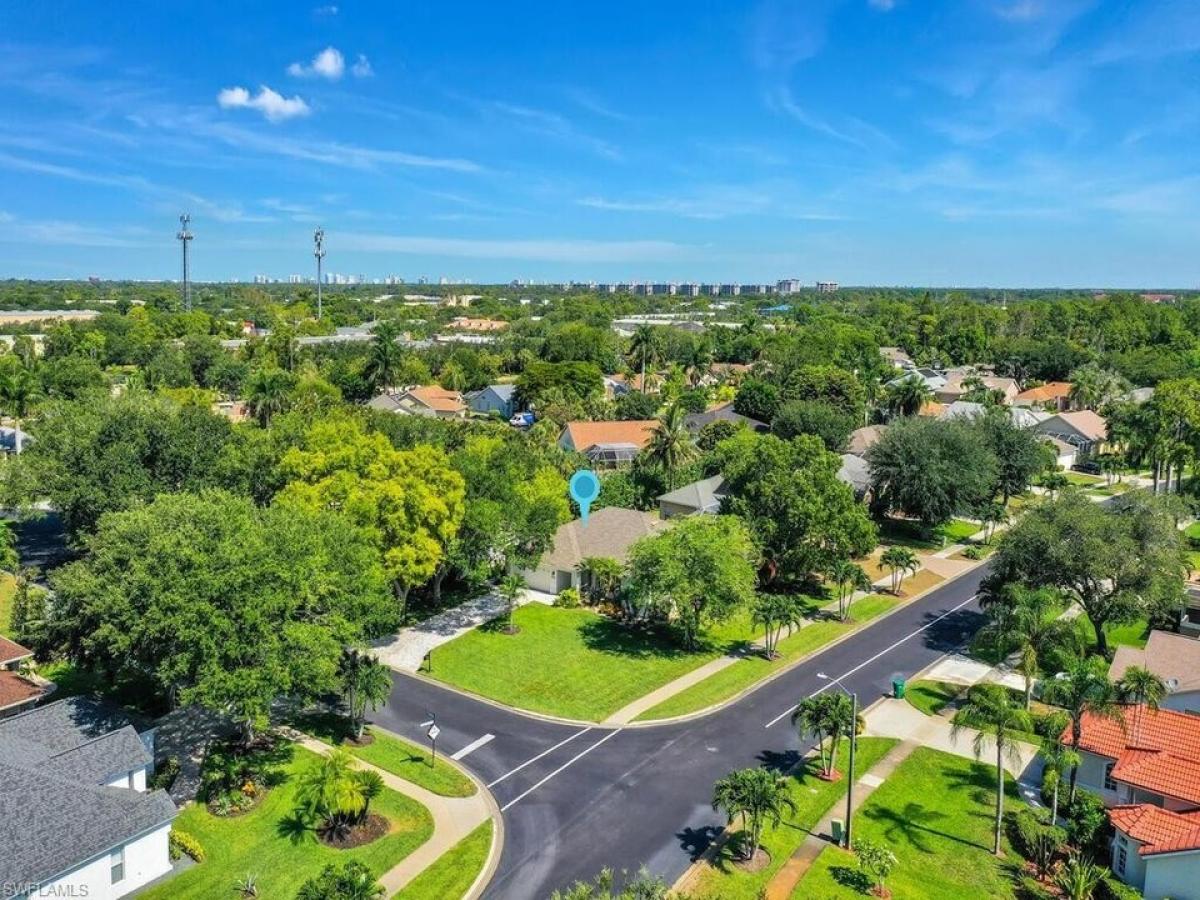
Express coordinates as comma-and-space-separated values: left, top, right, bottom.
936, 373, 1020, 406
1034, 409, 1109, 458
519, 506, 670, 594
367, 385, 467, 418
0, 696, 177, 898
846, 424, 887, 457
1110, 631, 1200, 715
1109, 804, 1200, 897
558, 420, 657, 466
682, 402, 767, 435
0, 635, 49, 718
1014, 381, 1074, 411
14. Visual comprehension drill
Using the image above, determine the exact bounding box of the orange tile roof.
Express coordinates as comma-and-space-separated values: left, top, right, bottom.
1110, 804, 1200, 856
1015, 381, 1072, 403
0, 669, 44, 711
0, 636, 32, 666
917, 401, 946, 417
447, 317, 508, 331
406, 386, 466, 413
1065, 706, 1200, 805
562, 420, 657, 452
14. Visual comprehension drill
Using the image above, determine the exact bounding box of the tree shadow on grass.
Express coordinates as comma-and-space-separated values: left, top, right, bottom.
862, 801, 957, 854
831, 865, 873, 894
277, 811, 315, 846
578, 616, 719, 660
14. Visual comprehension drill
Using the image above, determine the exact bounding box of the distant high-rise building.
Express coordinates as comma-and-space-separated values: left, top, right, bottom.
677, 283, 700, 297
816, 281, 839, 293
777, 278, 803, 294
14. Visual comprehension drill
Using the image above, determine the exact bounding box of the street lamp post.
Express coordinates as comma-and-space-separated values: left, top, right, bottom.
313, 228, 326, 319
817, 672, 858, 849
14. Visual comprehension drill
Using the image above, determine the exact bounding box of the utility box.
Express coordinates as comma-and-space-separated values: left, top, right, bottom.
892, 678, 906, 699
831, 818, 845, 843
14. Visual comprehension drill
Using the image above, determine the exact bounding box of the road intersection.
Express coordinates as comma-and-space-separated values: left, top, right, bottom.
373, 565, 990, 899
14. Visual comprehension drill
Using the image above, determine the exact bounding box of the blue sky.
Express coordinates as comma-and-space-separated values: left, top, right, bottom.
2, 0, 1198, 287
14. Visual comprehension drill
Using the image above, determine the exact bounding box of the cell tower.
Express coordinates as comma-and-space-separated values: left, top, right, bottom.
176, 213, 194, 311
313, 228, 326, 319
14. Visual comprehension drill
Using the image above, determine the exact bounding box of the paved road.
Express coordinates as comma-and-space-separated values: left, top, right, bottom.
373, 565, 989, 899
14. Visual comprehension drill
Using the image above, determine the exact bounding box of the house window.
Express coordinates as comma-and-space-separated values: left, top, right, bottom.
127, 770, 135, 789
1117, 842, 1127, 876
1103, 762, 1117, 791
110, 847, 125, 883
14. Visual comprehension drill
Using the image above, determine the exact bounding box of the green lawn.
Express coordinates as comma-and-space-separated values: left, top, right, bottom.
1061, 471, 1103, 486
636, 595, 902, 721
426, 604, 747, 721
140, 745, 434, 900
352, 728, 477, 798
0, 572, 14, 636
794, 748, 1026, 900
1073, 615, 1150, 651
394, 821, 493, 900
1184, 521, 1200, 545
878, 518, 978, 550
295, 714, 477, 798
904, 680, 960, 716
692, 738, 898, 900
939, 519, 982, 543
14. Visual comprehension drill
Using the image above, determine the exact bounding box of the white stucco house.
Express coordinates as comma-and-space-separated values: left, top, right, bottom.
0, 697, 177, 899
519, 506, 668, 594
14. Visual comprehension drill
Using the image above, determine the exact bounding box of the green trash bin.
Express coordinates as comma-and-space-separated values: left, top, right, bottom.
892, 678, 906, 699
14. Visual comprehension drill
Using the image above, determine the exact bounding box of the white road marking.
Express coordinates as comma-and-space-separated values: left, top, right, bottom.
451, 733, 495, 761
499, 728, 623, 812
486, 727, 593, 788
763, 594, 978, 729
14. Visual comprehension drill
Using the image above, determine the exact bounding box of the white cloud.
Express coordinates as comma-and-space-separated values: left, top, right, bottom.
217, 85, 310, 122
287, 46, 345, 80
351, 54, 374, 78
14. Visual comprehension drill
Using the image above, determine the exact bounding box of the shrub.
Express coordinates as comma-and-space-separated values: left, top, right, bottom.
150, 755, 181, 792
1096, 875, 1142, 900
297, 860, 384, 900
169, 828, 205, 862
554, 587, 582, 608
1009, 808, 1066, 877
1062, 790, 1111, 858
962, 544, 985, 560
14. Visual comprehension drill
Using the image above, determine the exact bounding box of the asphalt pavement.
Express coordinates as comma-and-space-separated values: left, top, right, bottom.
373, 565, 990, 899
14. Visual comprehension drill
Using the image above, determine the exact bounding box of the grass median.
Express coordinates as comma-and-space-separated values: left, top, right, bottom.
689, 737, 898, 900
394, 821, 494, 900
634, 594, 901, 722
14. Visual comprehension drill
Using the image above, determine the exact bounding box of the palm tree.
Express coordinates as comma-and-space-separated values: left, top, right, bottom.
1039, 711, 1079, 823
576, 556, 623, 606
628, 325, 659, 394
338, 649, 393, 741
1067, 364, 1128, 411
826, 559, 872, 622
0, 361, 39, 418
498, 573, 525, 634
1041, 471, 1069, 498
952, 684, 1033, 855
883, 376, 932, 418
1055, 853, 1105, 900
711, 767, 796, 862
244, 366, 294, 426
294, 748, 370, 839
1116, 664, 1168, 746
980, 502, 1009, 544
751, 593, 807, 659
1041, 656, 1123, 802
646, 402, 698, 490
880, 546, 920, 595
1007, 587, 1074, 709
792, 693, 855, 780
364, 321, 403, 393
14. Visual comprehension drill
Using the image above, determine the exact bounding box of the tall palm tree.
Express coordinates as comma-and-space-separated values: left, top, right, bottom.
628, 325, 659, 394
1006, 587, 1074, 709
245, 366, 294, 426
1116, 664, 1168, 746
792, 693, 855, 780
0, 361, 39, 418
751, 593, 807, 659
1039, 711, 1079, 823
364, 321, 404, 393
884, 376, 932, 418
498, 573, 525, 635
952, 684, 1033, 855
1041, 656, 1123, 802
711, 767, 796, 862
646, 402, 698, 490
826, 559, 872, 622
338, 649, 393, 741
1067, 364, 1128, 411
880, 546, 920, 595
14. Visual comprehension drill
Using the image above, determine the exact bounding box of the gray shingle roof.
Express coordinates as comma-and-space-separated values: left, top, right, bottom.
657, 475, 727, 514
0, 697, 176, 887
683, 403, 766, 433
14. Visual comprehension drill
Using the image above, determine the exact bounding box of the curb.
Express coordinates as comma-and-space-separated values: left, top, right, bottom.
624, 559, 991, 728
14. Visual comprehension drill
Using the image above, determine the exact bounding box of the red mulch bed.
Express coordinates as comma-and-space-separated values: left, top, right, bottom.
320, 813, 390, 850
733, 847, 771, 873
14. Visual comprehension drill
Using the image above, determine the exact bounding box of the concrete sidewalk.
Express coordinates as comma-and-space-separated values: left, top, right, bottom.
298, 735, 495, 896
372, 588, 556, 672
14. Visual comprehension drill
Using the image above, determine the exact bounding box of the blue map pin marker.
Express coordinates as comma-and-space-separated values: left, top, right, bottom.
569, 470, 601, 526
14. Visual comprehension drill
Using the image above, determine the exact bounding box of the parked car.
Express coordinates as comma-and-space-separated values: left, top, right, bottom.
509, 411, 536, 427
